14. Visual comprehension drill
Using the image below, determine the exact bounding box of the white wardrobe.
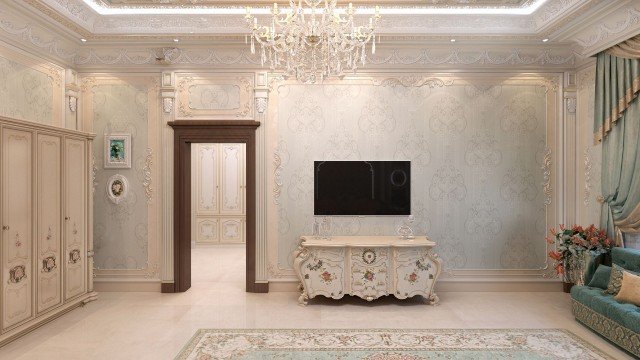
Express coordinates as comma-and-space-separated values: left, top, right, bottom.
0, 116, 95, 345
191, 143, 246, 244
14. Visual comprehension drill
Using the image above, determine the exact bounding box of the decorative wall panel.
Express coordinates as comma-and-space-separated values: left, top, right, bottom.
82, 76, 161, 279
267, 75, 559, 278
175, 74, 254, 120
0, 45, 64, 127
576, 64, 602, 225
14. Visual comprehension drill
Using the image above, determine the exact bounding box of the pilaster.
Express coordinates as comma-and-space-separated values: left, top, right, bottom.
255, 71, 269, 284
563, 71, 577, 226
161, 71, 176, 287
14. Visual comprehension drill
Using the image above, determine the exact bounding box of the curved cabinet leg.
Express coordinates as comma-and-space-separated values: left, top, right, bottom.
427, 293, 440, 306
298, 291, 309, 306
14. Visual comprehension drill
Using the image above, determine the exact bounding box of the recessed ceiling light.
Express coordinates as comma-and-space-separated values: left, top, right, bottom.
542, 38, 549, 42
173, 38, 180, 42
450, 39, 456, 42
80, 38, 87, 42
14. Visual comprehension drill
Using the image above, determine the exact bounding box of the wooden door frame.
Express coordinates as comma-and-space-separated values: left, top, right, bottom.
166, 120, 267, 293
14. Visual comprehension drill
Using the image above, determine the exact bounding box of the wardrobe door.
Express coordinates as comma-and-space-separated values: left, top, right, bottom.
64, 138, 86, 300
36, 134, 62, 313
220, 144, 244, 215
1, 127, 34, 329
219, 218, 244, 243
196, 144, 219, 215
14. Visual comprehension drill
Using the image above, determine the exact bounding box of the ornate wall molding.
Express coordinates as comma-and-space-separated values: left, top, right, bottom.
175, 73, 255, 120
143, 147, 153, 203
583, 146, 592, 206
573, 5, 640, 55
542, 146, 552, 206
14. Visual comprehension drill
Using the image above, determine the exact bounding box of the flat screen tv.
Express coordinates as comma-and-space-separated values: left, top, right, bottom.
314, 161, 410, 216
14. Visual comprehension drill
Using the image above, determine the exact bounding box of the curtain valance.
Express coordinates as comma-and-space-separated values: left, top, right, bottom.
594, 52, 640, 143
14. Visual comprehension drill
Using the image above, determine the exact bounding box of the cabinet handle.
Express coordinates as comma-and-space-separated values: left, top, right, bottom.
65, 217, 70, 221
2, 226, 8, 231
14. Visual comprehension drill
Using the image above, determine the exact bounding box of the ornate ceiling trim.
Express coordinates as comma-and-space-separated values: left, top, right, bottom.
82, 0, 548, 14
94, 0, 536, 8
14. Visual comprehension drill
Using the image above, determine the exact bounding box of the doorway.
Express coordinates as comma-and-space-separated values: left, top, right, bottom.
166, 120, 266, 293
191, 143, 246, 287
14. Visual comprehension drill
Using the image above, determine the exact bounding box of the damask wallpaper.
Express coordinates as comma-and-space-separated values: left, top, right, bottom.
273, 81, 549, 270
0, 55, 53, 124
577, 65, 602, 225
92, 84, 149, 270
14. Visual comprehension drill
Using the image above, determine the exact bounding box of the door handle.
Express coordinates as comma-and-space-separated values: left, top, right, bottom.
2, 225, 8, 231
65, 216, 70, 221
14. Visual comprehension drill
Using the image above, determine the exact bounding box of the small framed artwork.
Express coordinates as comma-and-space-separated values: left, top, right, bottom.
104, 134, 131, 169
106, 174, 129, 204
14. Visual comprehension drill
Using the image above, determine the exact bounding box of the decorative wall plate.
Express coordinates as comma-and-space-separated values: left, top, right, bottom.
106, 174, 129, 204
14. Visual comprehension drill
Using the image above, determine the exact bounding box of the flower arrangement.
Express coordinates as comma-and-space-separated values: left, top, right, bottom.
547, 224, 612, 283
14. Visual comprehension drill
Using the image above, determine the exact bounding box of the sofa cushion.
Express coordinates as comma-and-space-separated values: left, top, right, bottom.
612, 247, 640, 273
571, 286, 640, 334
605, 264, 640, 295
616, 271, 640, 306
587, 265, 611, 289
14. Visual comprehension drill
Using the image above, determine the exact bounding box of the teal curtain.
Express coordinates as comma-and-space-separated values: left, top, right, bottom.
596, 52, 640, 240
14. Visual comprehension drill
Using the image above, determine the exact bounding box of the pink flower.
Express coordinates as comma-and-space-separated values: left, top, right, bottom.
549, 251, 562, 261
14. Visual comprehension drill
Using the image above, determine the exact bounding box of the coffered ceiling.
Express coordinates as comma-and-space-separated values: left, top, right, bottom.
93, 0, 534, 7
1, 0, 639, 68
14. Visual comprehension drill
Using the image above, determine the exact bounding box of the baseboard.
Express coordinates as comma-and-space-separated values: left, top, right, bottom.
94, 279, 162, 292
268, 279, 562, 292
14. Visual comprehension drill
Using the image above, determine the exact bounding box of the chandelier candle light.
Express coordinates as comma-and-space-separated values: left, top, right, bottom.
245, 1, 381, 83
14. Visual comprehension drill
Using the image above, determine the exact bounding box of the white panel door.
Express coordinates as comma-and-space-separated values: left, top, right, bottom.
36, 134, 62, 314
220, 144, 244, 215
2, 127, 34, 329
64, 138, 86, 300
220, 217, 244, 243
196, 144, 219, 215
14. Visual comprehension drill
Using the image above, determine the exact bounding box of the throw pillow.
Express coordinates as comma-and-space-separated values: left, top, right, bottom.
614, 271, 640, 306
588, 265, 611, 289
605, 264, 640, 295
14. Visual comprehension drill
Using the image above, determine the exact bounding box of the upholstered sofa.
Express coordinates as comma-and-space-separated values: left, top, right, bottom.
570, 247, 640, 357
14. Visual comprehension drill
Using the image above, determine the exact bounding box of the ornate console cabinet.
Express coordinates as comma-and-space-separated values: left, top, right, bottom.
0, 116, 96, 345
293, 236, 442, 305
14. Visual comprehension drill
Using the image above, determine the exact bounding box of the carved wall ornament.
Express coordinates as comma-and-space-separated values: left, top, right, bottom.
372, 76, 455, 88
255, 97, 268, 114
583, 146, 592, 206
542, 147, 552, 206
68, 95, 77, 112
162, 97, 173, 114
566, 97, 576, 114
106, 174, 129, 204
142, 148, 153, 203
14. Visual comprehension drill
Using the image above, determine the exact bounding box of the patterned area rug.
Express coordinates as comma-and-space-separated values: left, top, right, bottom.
175, 329, 614, 359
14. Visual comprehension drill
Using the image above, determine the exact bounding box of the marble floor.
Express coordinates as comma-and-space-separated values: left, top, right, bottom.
0, 246, 634, 359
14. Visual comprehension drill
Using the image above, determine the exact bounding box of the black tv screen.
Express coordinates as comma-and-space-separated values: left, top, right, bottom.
314, 161, 410, 216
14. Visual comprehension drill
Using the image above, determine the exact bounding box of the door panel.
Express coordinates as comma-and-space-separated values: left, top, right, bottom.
220, 217, 243, 243
220, 144, 244, 214
37, 134, 62, 313
196, 144, 218, 214
64, 138, 86, 300
196, 217, 219, 243
2, 127, 34, 329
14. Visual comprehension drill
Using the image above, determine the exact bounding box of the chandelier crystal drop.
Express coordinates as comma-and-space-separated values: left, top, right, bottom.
245, 1, 381, 84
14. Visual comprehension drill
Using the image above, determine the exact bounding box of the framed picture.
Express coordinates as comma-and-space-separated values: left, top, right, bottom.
104, 134, 131, 169
106, 174, 129, 204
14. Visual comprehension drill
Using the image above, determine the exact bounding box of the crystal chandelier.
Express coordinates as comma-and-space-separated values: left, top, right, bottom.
245, 1, 381, 83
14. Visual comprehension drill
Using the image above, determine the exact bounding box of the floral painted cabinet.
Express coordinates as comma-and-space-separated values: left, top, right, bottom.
293, 236, 442, 305
0, 116, 96, 345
